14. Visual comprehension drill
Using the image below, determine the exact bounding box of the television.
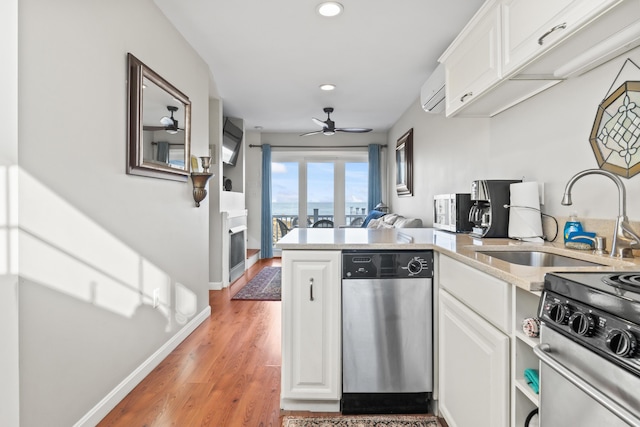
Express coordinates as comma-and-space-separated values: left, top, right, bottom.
222, 118, 243, 166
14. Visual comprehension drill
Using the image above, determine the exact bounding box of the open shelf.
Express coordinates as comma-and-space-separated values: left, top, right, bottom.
512, 286, 542, 427
515, 377, 539, 405
515, 330, 539, 348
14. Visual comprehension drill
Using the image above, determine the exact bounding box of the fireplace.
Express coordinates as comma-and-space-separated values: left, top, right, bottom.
228, 225, 246, 284
222, 210, 247, 286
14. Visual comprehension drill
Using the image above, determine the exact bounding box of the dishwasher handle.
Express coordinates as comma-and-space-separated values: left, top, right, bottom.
534, 343, 640, 425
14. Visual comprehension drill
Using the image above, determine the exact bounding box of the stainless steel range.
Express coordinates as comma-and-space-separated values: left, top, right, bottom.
536, 272, 640, 426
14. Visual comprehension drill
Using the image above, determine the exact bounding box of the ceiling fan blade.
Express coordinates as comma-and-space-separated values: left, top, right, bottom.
144, 125, 167, 131
300, 130, 323, 136
336, 127, 373, 133
312, 118, 327, 127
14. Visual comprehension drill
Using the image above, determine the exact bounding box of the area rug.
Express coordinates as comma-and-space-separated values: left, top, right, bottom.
282, 415, 440, 427
232, 266, 281, 301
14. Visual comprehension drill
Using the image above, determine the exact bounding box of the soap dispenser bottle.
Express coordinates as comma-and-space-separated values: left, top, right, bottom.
564, 212, 583, 243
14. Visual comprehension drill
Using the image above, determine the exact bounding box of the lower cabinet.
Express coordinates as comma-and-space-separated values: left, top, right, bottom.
438, 254, 543, 427
281, 250, 342, 411
439, 289, 510, 427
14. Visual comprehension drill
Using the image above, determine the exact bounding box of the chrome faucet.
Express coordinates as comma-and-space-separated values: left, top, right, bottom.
561, 169, 640, 258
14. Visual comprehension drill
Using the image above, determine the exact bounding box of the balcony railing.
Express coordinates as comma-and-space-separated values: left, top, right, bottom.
272, 212, 367, 244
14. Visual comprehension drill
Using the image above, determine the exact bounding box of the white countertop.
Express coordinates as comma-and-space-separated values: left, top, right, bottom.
276, 227, 435, 249
276, 228, 640, 291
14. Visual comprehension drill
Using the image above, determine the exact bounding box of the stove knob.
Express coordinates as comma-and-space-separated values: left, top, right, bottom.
568, 312, 595, 337
549, 303, 571, 324
407, 259, 423, 275
606, 329, 637, 358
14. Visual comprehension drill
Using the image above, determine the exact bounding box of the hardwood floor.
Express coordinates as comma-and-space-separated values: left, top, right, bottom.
98, 258, 284, 427
98, 258, 443, 426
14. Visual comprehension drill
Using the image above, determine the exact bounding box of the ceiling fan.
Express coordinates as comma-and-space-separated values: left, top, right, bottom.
143, 106, 182, 134
300, 107, 373, 136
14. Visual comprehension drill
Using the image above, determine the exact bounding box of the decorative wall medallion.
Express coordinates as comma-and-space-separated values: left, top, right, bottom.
590, 59, 640, 178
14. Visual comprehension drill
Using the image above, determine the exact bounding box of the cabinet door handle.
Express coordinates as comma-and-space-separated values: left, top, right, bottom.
309, 278, 314, 301
538, 23, 567, 45
460, 92, 473, 102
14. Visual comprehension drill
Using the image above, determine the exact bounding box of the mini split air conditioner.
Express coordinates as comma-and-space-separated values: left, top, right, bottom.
420, 63, 445, 114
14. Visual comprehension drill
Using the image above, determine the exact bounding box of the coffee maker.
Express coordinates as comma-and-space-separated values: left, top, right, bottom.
469, 179, 521, 238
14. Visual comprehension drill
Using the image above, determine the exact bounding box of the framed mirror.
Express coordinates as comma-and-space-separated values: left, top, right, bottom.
396, 128, 413, 196
127, 53, 191, 181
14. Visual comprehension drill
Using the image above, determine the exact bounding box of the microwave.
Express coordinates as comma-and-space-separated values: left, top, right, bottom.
433, 193, 473, 233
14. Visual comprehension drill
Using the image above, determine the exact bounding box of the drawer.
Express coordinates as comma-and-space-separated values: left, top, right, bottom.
439, 255, 512, 333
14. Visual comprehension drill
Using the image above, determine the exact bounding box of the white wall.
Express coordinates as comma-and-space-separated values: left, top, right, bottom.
388, 113, 490, 222
18, 0, 213, 425
209, 98, 223, 285
0, 0, 20, 424
388, 46, 640, 229
245, 131, 263, 251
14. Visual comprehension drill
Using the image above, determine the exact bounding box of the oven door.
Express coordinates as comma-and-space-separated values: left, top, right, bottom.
534, 324, 640, 427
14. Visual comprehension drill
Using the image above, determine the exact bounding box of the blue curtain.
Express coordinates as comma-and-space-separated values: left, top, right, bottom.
157, 141, 169, 163
260, 144, 273, 259
368, 144, 382, 212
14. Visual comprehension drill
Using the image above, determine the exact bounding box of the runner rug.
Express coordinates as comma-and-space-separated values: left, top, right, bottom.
232, 266, 281, 301
282, 415, 440, 427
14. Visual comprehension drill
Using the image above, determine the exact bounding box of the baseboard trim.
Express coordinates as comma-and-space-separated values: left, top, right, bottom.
209, 281, 224, 290
280, 398, 341, 412
73, 305, 212, 427
246, 252, 259, 269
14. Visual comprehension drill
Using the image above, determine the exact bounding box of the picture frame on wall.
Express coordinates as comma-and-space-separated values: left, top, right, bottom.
396, 128, 413, 196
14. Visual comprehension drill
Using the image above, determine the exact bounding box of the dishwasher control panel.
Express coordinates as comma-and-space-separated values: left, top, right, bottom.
342, 250, 433, 279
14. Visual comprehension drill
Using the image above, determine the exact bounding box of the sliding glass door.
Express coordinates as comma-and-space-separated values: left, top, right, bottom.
271, 161, 299, 241
345, 162, 368, 226
307, 162, 334, 228
271, 152, 369, 246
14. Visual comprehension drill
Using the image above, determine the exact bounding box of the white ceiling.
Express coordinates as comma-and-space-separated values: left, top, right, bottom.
153, 0, 484, 134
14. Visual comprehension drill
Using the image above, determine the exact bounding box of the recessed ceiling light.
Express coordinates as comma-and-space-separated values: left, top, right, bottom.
319, 83, 336, 91
254, 126, 263, 130
317, 2, 343, 17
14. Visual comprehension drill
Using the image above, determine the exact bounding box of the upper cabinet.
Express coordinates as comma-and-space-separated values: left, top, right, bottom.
442, 1, 502, 116
440, 0, 639, 117
502, 0, 619, 75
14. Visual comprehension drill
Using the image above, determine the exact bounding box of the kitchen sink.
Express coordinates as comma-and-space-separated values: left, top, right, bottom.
476, 250, 606, 267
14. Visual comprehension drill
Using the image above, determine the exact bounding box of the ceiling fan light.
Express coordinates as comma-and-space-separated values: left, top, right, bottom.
317, 2, 343, 17
319, 83, 336, 91
166, 129, 178, 135
323, 130, 335, 136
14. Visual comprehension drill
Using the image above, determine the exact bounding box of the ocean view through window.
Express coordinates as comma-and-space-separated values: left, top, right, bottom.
271, 154, 369, 245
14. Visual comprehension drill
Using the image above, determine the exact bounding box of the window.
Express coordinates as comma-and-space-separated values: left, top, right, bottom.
271, 151, 369, 245
307, 162, 335, 227
345, 162, 368, 226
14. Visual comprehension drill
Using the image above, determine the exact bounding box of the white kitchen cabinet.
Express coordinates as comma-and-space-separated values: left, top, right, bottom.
502, 0, 573, 74
440, 0, 635, 117
439, 289, 510, 427
502, 0, 620, 75
281, 250, 341, 411
438, 254, 545, 427
441, 1, 502, 116
439, 254, 511, 333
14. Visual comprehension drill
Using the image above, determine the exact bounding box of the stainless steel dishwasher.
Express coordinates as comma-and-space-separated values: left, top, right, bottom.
341, 250, 433, 414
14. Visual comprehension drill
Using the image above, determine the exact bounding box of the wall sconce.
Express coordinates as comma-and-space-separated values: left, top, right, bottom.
191, 156, 213, 207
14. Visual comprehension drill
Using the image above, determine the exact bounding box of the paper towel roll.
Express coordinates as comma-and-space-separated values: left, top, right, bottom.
509, 182, 543, 242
